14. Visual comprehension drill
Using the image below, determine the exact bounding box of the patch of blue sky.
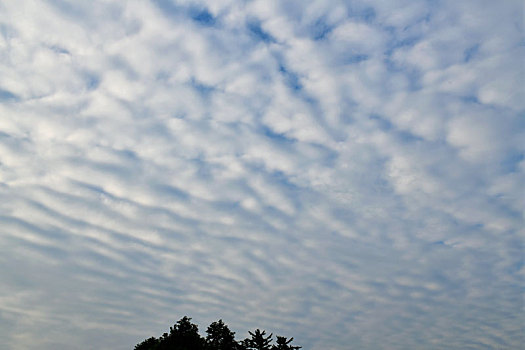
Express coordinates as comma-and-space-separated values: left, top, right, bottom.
507, 260, 524, 275
112, 147, 140, 162
69, 179, 111, 197
189, 7, 216, 27
460, 95, 481, 104
278, 64, 302, 91
302, 142, 339, 167
369, 114, 394, 130
189, 156, 216, 180
342, 53, 369, 65
463, 43, 480, 62
307, 6, 376, 41
82, 159, 134, 178
500, 151, 525, 173
153, 184, 190, 201
359, 7, 376, 22
260, 125, 296, 144
383, 35, 421, 57
383, 57, 423, 91
267, 168, 301, 190
82, 72, 100, 90
346, 5, 376, 23
310, 18, 334, 41
0, 23, 12, 39
247, 20, 276, 43
0, 131, 12, 141
330, 207, 358, 226
48, 45, 70, 55
152, 0, 217, 28
243, 160, 303, 202
108, 54, 140, 80
396, 129, 425, 144
189, 78, 215, 96
0, 88, 19, 102
209, 198, 246, 213
319, 278, 344, 291
151, 0, 182, 20
369, 114, 424, 143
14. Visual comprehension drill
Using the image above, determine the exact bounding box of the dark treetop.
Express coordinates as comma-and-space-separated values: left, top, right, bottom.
135, 316, 301, 350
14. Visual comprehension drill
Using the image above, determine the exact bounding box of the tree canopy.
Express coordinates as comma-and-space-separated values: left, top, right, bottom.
134, 317, 301, 350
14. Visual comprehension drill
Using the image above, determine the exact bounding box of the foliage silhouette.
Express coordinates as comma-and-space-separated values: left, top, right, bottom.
243, 329, 272, 350
272, 336, 301, 350
135, 337, 159, 350
163, 316, 205, 350
134, 317, 301, 350
205, 319, 241, 350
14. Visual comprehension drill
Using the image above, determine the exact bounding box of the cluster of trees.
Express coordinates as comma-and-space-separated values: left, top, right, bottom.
135, 316, 301, 350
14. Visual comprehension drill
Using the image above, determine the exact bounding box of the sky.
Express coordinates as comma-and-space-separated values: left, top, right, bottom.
0, 1, 523, 349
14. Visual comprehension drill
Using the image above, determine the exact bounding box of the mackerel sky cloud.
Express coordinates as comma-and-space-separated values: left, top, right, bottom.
0, 1, 523, 349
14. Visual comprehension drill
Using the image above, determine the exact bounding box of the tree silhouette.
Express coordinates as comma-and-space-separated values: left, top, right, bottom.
205, 319, 241, 350
159, 316, 205, 350
272, 336, 301, 350
134, 317, 301, 350
243, 329, 273, 350
134, 337, 159, 350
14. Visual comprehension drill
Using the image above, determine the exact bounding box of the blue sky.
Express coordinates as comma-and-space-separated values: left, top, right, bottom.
0, 1, 523, 349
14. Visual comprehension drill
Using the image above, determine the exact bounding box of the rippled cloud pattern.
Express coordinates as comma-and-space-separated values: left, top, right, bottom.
0, 1, 523, 349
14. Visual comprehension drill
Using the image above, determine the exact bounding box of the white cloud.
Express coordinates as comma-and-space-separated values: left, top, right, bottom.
0, 1, 523, 350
